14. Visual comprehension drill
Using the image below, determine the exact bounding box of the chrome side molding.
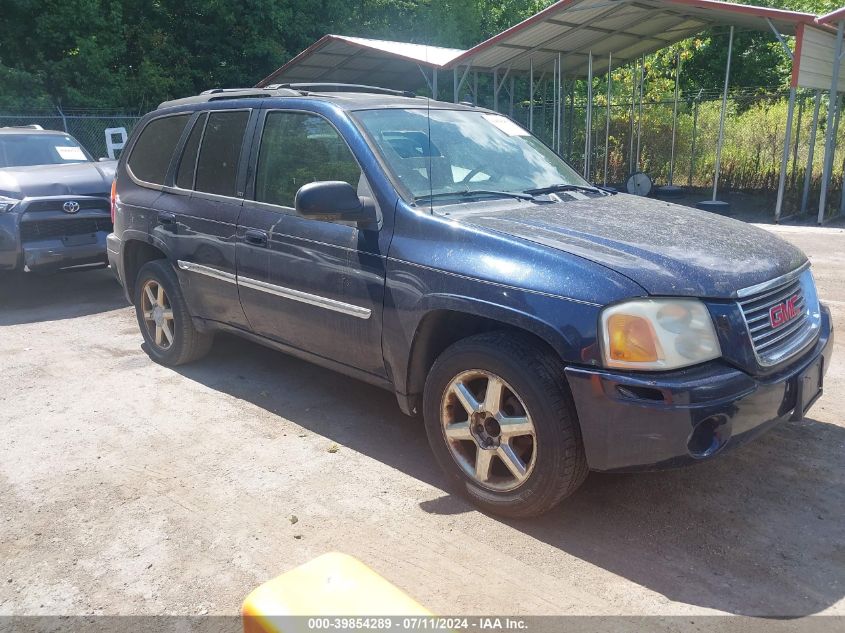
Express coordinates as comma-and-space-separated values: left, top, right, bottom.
176, 260, 371, 320
177, 260, 237, 283
237, 276, 372, 319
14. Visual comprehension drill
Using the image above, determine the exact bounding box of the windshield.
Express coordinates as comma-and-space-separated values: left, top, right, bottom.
354, 108, 590, 203
0, 133, 92, 168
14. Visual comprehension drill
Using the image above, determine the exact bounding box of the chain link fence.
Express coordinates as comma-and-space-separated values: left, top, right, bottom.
0, 110, 144, 160
511, 87, 845, 219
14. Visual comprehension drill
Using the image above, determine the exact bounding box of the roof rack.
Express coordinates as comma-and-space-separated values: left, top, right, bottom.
265, 83, 417, 98
157, 87, 300, 110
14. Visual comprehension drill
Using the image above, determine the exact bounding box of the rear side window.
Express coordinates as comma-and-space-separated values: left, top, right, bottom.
255, 111, 361, 208
128, 114, 190, 185
176, 113, 207, 190
194, 111, 250, 197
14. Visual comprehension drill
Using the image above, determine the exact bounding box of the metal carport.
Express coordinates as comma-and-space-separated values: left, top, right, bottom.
255, 34, 465, 94
259, 0, 844, 221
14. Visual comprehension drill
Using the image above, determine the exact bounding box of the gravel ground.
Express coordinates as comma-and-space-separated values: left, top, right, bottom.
0, 224, 843, 618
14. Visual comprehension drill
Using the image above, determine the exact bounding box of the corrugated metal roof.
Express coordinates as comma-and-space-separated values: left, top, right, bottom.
255, 34, 465, 90
257, 0, 821, 89
449, 0, 818, 76
817, 7, 845, 25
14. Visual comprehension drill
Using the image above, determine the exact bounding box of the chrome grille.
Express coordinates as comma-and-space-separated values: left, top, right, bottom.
738, 267, 820, 367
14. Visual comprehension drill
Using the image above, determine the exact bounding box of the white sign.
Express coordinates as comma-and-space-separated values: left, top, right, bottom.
55, 146, 87, 161
482, 114, 531, 137
104, 127, 128, 159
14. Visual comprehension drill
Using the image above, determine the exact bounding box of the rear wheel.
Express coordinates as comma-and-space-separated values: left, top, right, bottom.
423, 331, 588, 517
134, 260, 213, 366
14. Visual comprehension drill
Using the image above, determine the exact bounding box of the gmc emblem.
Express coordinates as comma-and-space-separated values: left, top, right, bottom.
769, 295, 801, 328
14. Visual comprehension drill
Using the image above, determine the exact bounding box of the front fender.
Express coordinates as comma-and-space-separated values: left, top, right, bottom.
382, 259, 604, 399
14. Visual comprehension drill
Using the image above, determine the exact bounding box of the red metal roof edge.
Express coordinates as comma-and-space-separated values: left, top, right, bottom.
447, 0, 817, 68
817, 6, 845, 25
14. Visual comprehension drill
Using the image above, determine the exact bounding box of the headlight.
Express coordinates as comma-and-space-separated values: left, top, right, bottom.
0, 196, 19, 213
600, 299, 721, 370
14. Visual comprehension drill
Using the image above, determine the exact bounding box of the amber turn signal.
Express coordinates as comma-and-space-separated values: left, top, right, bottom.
606, 314, 661, 363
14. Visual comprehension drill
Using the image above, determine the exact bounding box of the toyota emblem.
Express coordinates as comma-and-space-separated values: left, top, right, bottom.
62, 200, 81, 214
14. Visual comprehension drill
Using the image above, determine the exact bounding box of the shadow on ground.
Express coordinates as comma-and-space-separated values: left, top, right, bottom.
176, 334, 845, 618
0, 268, 127, 325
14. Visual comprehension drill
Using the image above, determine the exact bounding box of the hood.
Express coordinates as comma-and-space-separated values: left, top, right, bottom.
457, 194, 807, 298
0, 161, 117, 199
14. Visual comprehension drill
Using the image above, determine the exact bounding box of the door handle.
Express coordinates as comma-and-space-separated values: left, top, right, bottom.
158, 212, 177, 232
244, 229, 268, 247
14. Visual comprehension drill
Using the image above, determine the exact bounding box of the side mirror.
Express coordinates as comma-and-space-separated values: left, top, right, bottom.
295, 181, 378, 228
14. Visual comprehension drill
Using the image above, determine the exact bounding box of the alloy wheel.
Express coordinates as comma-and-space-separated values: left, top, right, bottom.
140, 279, 175, 349
440, 370, 537, 491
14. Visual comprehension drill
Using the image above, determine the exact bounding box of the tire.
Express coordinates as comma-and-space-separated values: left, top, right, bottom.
134, 259, 213, 366
423, 331, 588, 517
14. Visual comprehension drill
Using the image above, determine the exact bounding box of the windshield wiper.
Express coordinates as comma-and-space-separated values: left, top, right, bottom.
414, 189, 537, 204
523, 183, 605, 196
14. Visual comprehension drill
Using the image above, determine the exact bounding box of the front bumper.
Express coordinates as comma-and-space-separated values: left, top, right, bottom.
566, 305, 834, 472
0, 196, 111, 272
20, 233, 109, 272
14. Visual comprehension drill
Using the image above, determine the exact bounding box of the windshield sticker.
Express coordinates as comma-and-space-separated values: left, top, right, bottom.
482, 114, 531, 137
55, 146, 86, 160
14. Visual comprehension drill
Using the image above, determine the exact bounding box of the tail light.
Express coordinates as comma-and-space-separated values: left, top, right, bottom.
110, 179, 117, 223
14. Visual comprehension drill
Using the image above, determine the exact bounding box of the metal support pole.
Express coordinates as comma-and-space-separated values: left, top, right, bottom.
584, 52, 593, 180
56, 105, 68, 133
432, 69, 438, 101
551, 59, 558, 150
689, 92, 701, 187
628, 63, 636, 173
669, 50, 681, 186
791, 95, 803, 187
553, 53, 563, 154
453, 68, 458, 104
801, 90, 822, 213
775, 86, 796, 221
568, 82, 575, 159
473, 73, 478, 106
561, 79, 568, 155
604, 53, 612, 186
493, 68, 499, 112
712, 25, 734, 202
529, 58, 534, 131
509, 76, 515, 118
818, 20, 844, 224
636, 56, 644, 172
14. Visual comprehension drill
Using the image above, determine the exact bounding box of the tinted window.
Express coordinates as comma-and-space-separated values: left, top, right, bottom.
0, 134, 92, 168
176, 113, 207, 190
128, 114, 190, 185
255, 111, 361, 208
194, 111, 249, 197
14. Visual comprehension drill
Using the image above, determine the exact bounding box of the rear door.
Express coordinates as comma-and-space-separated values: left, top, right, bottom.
161, 108, 256, 327
236, 107, 388, 378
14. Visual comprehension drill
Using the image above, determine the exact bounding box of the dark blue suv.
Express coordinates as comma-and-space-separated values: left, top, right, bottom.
108, 85, 833, 517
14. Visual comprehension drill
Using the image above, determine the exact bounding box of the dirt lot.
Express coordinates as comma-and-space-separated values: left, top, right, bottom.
1, 224, 843, 618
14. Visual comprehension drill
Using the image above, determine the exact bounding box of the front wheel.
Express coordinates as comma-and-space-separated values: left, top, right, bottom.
134, 259, 213, 366
423, 332, 588, 517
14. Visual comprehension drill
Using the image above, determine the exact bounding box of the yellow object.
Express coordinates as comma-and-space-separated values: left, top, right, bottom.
607, 313, 661, 363
242, 552, 431, 633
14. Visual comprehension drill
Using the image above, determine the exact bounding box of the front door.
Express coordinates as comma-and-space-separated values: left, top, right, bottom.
236, 108, 387, 378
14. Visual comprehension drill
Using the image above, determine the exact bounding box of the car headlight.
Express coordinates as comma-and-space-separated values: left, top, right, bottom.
0, 196, 19, 213
600, 298, 721, 370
